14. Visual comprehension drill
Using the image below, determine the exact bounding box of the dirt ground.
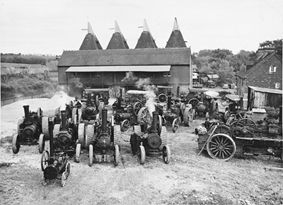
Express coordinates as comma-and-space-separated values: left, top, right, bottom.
1, 97, 283, 205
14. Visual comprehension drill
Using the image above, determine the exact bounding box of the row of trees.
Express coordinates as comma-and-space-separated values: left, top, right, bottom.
1, 53, 58, 65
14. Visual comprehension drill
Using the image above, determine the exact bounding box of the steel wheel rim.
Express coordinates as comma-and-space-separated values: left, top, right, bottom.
41, 151, 49, 170
207, 134, 236, 160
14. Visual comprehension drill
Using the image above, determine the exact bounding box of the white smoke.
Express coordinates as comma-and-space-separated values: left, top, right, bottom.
135, 78, 157, 116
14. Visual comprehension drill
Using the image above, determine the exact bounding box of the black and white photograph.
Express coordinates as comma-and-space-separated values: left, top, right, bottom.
0, 0, 282, 204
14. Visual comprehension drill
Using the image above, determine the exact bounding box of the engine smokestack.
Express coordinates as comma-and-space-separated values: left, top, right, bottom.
101, 108, 108, 132
23, 105, 29, 118
151, 111, 159, 133
167, 95, 172, 110
61, 111, 67, 130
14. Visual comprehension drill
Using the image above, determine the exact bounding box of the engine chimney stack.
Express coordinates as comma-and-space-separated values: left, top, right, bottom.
101, 108, 108, 132
61, 111, 67, 130
23, 105, 29, 119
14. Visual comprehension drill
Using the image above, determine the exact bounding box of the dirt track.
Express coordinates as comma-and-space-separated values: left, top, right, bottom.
1, 98, 283, 205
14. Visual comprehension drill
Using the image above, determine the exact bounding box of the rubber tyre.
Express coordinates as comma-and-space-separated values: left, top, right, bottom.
89, 144, 94, 167
75, 143, 81, 163
38, 134, 45, 153
138, 145, 146, 165
114, 144, 120, 166
163, 145, 171, 164
41, 150, 49, 171
12, 134, 20, 154
85, 124, 94, 148
78, 123, 85, 147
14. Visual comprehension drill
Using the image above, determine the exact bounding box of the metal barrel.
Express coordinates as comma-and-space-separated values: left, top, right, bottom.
101, 108, 108, 132
23, 105, 29, 118
61, 110, 67, 130
151, 111, 159, 133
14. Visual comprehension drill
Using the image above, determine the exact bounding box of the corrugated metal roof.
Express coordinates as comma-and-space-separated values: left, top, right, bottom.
249, 86, 283, 95
66, 65, 171, 72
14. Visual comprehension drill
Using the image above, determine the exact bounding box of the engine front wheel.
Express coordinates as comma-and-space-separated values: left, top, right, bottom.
12, 134, 20, 154
138, 145, 146, 165
162, 145, 171, 164
41, 150, 49, 171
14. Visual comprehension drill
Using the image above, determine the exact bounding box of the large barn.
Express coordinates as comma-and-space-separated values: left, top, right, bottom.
58, 19, 192, 96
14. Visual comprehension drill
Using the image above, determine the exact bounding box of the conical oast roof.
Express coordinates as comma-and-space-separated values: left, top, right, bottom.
166, 18, 186, 48
79, 22, 103, 50
107, 21, 129, 49
135, 19, 157, 49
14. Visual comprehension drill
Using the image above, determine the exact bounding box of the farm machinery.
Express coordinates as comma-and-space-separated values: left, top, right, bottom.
12, 105, 49, 154
196, 107, 283, 161
112, 90, 148, 131
130, 110, 171, 164
155, 86, 182, 132
87, 108, 119, 166
41, 116, 71, 187
74, 89, 113, 163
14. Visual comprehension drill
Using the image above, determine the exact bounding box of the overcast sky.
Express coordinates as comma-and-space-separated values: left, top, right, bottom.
0, 0, 282, 55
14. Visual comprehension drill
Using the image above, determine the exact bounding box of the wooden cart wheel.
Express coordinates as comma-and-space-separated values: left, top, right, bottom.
162, 145, 171, 164
133, 102, 142, 116
214, 124, 231, 135
12, 134, 20, 154
74, 143, 81, 163
85, 124, 94, 148
41, 150, 49, 171
121, 119, 130, 132
53, 124, 60, 138
89, 144, 94, 167
188, 98, 199, 108
137, 107, 151, 125
41, 116, 49, 139
138, 145, 146, 165
230, 118, 256, 129
38, 134, 45, 153
78, 123, 85, 147
172, 118, 180, 133
114, 144, 120, 166
206, 133, 236, 161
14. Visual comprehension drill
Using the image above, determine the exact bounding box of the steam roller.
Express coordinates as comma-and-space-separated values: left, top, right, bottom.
130, 110, 171, 164
12, 105, 50, 154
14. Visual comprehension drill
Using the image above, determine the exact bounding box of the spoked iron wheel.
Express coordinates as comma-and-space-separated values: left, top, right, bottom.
41, 150, 49, 171
133, 102, 142, 116
172, 118, 180, 133
206, 134, 236, 161
214, 124, 231, 135
162, 145, 171, 164
137, 145, 146, 165
188, 98, 199, 109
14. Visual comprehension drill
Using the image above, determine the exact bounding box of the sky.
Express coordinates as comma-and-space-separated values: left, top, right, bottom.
0, 0, 283, 55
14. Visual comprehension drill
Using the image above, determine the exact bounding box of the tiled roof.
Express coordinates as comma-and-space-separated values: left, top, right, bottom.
79, 33, 103, 50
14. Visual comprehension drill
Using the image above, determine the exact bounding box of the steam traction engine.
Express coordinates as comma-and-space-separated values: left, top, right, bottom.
41, 116, 71, 187
156, 94, 181, 133
74, 91, 110, 163
130, 111, 171, 164
12, 105, 49, 154
88, 108, 120, 166
112, 90, 145, 132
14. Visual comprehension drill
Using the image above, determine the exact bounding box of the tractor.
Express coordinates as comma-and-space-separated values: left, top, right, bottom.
130, 110, 171, 164
12, 105, 49, 154
41, 117, 71, 187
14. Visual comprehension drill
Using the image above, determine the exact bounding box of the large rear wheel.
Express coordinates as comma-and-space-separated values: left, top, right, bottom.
85, 124, 94, 148
137, 145, 146, 165
114, 144, 120, 166
78, 123, 85, 147
41, 150, 49, 171
172, 118, 180, 133
74, 143, 81, 163
38, 134, 45, 153
41, 116, 49, 139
